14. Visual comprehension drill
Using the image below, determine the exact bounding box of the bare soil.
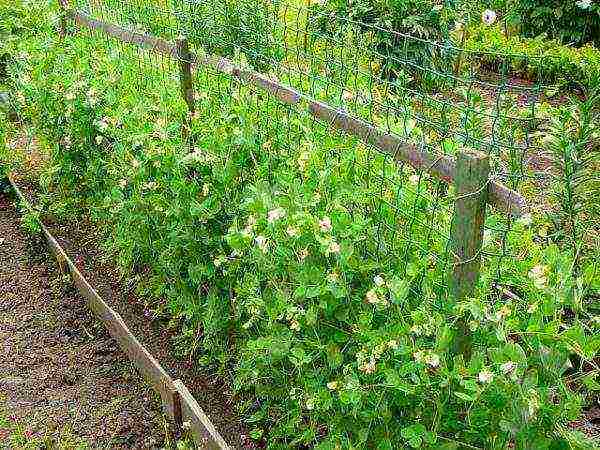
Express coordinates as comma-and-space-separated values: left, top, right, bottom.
0, 192, 167, 448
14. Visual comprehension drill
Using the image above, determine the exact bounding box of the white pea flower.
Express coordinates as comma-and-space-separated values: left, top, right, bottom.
517, 213, 533, 227
576, 0, 592, 9
482, 9, 497, 25
95, 135, 104, 145
365, 289, 379, 305
254, 235, 268, 252
373, 275, 385, 287
118, 179, 127, 188
327, 241, 341, 255
286, 226, 300, 237
267, 207, 286, 224
478, 369, 494, 383
326, 381, 339, 390
528, 265, 549, 290
500, 361, 516, 375
409, 174, 420, 185
290, 319, 300, 331
319, 216, 332, 232
424, 352, 440, 368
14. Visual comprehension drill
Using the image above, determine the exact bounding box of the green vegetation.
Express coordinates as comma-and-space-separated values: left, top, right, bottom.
1, 0, 598, 449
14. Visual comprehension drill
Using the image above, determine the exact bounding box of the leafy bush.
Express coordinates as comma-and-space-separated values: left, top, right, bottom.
309, 0, 457, 88
504, 0, 600, 47
463, 24, 600, 86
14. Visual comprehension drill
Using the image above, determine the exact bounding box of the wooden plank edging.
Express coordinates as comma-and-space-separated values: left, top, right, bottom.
7, 176, 231, 450
69, 11, 525, 216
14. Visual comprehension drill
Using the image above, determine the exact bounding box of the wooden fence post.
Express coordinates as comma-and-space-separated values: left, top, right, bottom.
176, 36, 195, 114
58, 0, 69, 37
449, 149, 490, 357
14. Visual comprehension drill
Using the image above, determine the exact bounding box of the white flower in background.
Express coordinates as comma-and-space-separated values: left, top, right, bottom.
118, 179, 127, 189
299, 248, 309, 261
432, 4, 443, 11
359, 360, 376, 374
326, 381, 339, 390
482, 9, 497, 25
286, 226, 300, 237
342, 90, 354, 102
500, 361, 517, 375
319, 216, 332, 232
576, 0, 592, 9
132, 159, 140, 169
305, 397, 315, 410
95, 117, 109, 132
267, 207, 286, 224
495, 304, 512, 321
517, 213, 533, 227
409, 174, 420, 185
478, 369, 494, 383
365, 289, 379, 305
65, 91, 76, 101
290, 319, 300, 331
327, 271, 339, 283
373, 275, 385, 287
254, 235, 268, 252
528, 264, 549, 289
424, 352, 440, 368
328, 241, 341, 254
202, 183, 210, 196
95, 135, 104, 145
387, 339, 398, 350
453, 21, 464, 32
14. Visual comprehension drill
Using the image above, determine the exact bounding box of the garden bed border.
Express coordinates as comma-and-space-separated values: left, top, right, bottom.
7, 175, 232, 450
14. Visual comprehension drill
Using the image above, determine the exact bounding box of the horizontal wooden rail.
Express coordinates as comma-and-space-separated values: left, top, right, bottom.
7, 176, 231, 449
71, 10, 526, 216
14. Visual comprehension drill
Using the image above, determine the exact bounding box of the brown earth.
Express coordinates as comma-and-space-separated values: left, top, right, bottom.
0, 192, 167, 448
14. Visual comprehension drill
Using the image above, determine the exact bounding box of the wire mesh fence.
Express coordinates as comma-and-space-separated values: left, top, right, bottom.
64, 0, 577, 304
48, 0, 600, 323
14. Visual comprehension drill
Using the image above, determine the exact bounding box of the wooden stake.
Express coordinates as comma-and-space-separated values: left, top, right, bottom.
176, 37, 195, 114
449, 149, 489, 356
58, 0, 69, 37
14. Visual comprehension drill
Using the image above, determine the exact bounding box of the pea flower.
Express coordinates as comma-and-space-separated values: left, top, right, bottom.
267, 207, 286, 224
500, 361, 516, 375
290, 319, 300, 331
478, 369, 494, 383
424, 352, 440, 368
319, 216, 332, 232
327, 381, 339, 390
373, 275, 385, 287
528, 265, 549, 289
482, 9, 497, 25
576, 0, 592, 9
286, 226, 299, 237
327, 241, 341, 255
299, 248, 309, 261
365, 289, 379, 304
255, 235, 268, 252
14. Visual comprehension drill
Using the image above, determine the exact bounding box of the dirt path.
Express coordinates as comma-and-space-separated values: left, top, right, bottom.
0, 192, 167, 448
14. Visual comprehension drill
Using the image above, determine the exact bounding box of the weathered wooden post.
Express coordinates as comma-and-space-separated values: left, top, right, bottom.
176, 36, 195, 142
57, 0, 69, 38
449, 149, 490, 357
176, 37, 196, 113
